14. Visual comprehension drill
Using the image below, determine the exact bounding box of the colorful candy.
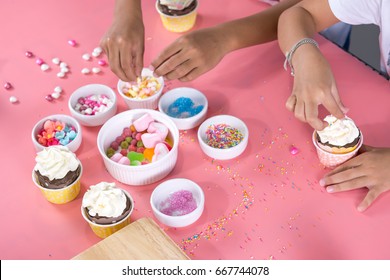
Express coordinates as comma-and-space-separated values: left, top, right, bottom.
105, 113, 171, 166
36, 120, 77, 147
205, 123, 243, 149
73, 94, 113, 116
4, 82, 12, 90
121, 76, 161, 99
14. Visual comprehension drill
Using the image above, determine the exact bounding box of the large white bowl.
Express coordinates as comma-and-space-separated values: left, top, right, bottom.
31, 114, 82, 153
197, 115, 249, 160
150, 178, 204, 228
97, 109, 179, 185
117, 68, 164, 110
158, 87, 208, 130
68, 84, 117, 127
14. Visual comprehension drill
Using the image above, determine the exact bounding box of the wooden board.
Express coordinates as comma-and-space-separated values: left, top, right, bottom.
72, 217, 190, 260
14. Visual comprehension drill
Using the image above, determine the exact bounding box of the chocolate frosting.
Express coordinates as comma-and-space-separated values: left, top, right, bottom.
316, 131, 361, 149
84, 194, 132, 225
35, 165, 81, 190
158, 0, 197, 16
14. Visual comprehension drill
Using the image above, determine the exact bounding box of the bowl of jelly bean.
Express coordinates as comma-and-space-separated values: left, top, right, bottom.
68, 84, 117, 127
158, 87, 208, 130
197, 115, 249, 160
97, 109, 179, 185
117, 68, 164, 110
150, 178, 205, 228
31, 114, 82, 153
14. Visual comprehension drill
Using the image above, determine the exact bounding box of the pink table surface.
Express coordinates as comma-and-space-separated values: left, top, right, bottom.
1, 0, 390, 260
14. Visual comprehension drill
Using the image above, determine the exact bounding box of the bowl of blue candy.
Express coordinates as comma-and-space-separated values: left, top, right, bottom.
158, 87, 208, 130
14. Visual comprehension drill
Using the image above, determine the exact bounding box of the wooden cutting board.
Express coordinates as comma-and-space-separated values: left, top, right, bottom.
72, 217, 190, 260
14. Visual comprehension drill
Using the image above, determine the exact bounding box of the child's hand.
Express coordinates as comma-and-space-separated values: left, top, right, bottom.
100, 17, 145, 82
286, 45, 347, 130
151, 27, 228, 81
320, 145, 390, 212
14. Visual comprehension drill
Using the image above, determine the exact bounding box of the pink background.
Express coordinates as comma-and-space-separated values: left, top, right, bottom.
1, 0, 390, 260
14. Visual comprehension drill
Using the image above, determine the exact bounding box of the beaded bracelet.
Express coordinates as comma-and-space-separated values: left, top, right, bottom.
283, 38, 319, 76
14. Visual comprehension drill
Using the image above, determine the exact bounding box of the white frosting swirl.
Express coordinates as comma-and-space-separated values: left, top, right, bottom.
82, 182, 127, 218
34, 146, 79, 180
160, 0, 194, 10
317, 115, 360, 146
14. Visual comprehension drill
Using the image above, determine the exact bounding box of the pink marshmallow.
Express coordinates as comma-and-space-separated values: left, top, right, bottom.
141, 133, 162, 149
110, 153, 123, 162
118, 156, 130, 165
133, 113, 154, 132
148, 122, 168, 141
152, 143, 170, 162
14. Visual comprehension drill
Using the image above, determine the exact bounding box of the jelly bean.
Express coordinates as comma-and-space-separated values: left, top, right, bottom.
127, 151, 145, 162
143, 148, 155, 162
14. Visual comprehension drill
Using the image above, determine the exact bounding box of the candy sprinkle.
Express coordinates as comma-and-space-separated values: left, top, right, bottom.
205, 123, 243, 149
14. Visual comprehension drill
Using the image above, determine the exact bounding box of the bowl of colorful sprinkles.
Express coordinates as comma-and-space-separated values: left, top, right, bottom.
68, 84, 117, 127
158, 87, 208, 130
97, 109, 179, 185
197, 115, 249, 160
150, 178, 205, 228
31, 114, 82, 153
117, 68, 164, 110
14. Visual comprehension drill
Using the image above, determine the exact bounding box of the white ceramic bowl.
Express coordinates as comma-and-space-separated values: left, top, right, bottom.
117, 68, 164, 110
150, 178, 204, 228
31, 114, 82, 153
158, 87, 208, 130
68, 84, 117, 127
197, 115, 249, 160
97, 109, 179, 185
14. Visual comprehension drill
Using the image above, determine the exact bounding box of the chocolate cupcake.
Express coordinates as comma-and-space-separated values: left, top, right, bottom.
315, 115, 361, 154
82, 182, 132, 225
34, 146, 81, 189
158, 0, 197, 16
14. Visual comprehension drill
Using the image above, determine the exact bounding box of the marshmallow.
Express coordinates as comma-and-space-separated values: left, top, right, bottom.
118, 156, 130, 165
110, 153, 123, 162
148, 122, 168, 141
141, 133, 162, 149
152, 143, 169, 162
133, 113, 154, 132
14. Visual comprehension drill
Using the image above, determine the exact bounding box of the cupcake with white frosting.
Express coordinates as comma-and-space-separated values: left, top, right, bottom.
32, 146, 82, 204
312, 115, 363, 168
81, 182, 134, 238
315, 115, 361, 154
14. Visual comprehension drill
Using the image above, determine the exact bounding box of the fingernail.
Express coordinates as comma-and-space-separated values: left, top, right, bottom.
148, 65, 155, 71
357, 205, 365, 212
326, 186, 334, 193
319, 179, 325, 187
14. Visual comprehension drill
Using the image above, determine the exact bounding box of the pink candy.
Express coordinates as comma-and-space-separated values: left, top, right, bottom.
133, 113, 154, 132
152, 143, 169, 162
289, 145, 299, 155
68, 39, 77, 47
141, 133, 163, 149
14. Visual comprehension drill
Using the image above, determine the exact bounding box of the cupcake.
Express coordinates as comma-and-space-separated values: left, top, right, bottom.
32, 146, 82, 204
315, 115, 361, 154
155, 0, 198, 32
81, 182, 134, 238
312, 115, 363, 168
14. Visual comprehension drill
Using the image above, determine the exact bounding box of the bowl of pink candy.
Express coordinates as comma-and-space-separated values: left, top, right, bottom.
117, 68, 164, 110
31, 114, 82, 153
68, 84, 117, 127
97, 109, 179, 185
150, 178, 205, 228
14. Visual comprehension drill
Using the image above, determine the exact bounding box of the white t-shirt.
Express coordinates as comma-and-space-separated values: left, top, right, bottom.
329, 0, 390, 78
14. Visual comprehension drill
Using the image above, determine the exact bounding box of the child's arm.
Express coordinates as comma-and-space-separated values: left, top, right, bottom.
278, 0, 347, 131
151, 0, 302, 82
100, 0, 144, 82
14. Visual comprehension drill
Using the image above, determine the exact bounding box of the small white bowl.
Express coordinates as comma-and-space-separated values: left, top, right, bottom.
31, 114, 82, 153
97, 109, 179, 185
197, 115, 249, 160
117, 68, 164, 110
150, 178, 205, 228
68, 84, 117, 127
158, 87, 208, 130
